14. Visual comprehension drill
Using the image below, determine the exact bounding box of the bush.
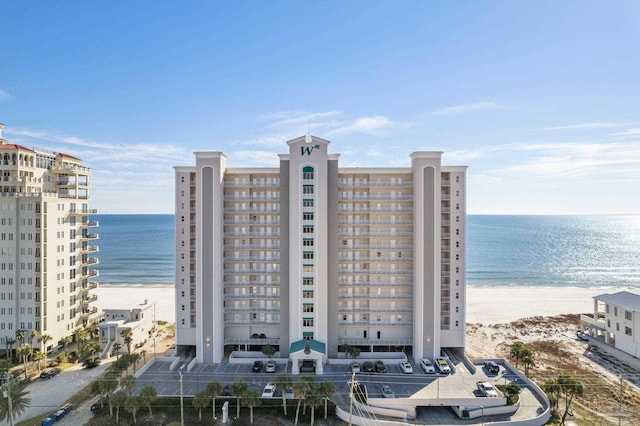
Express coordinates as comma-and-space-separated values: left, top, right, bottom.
82, 357, 101, 369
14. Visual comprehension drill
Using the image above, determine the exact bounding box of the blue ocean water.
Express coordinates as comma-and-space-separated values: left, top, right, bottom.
94, 214, 640, 288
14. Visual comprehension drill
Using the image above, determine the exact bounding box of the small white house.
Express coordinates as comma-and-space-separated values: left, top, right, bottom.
580, 291, 640, 358
98, 299, 155, 358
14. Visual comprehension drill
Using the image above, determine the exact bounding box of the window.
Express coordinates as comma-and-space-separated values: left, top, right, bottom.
303, 304, 314, 313
303, 265, 314, 273
303, 278, 314, 286
616, 322, 620, 331
303, 199, 314, 207
303, 212, 314, 221
303, 291, 314, 299
303, 239, 314, 246
615, 307, 618, 316
303, 318, 314, 327
626, 311, 632, 321
302, 166, 314, 180
303, 185, 314, 194
303, 252, 314, 260
626, 326, 632, 336
303, 226, 314, 234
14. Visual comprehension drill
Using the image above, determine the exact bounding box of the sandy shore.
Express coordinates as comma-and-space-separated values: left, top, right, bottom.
93, 284, 638, 326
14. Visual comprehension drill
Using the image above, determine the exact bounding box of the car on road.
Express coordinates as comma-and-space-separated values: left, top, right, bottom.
262, 383, 276, 398
350, 362, 360, 373
375, 360, 386, 373
381, 385, 395, 398
362, 361, 374, 373
399, 361, 413, 374
477, 381, 499, 397
265, 360, 277, 373
436, 357, 451, 374
420, 358, 436, 374
484, 361, 500, 375
252, 360, 264, 372
40, 368, 61, 379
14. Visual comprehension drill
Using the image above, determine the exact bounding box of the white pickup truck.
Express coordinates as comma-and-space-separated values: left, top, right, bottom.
477, 381, 499, 397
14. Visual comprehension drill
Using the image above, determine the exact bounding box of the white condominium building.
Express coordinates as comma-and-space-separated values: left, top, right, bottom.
0, 123, 99, 354
175, 136, 466, 370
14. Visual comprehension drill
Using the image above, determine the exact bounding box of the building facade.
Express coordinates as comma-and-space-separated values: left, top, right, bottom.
175, 136, 466, 367
0, 123, 99, 353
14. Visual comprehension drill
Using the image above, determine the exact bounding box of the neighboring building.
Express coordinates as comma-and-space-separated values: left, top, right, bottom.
0, 123, 99, 353
581, 291, 640, 358
174, 136, 467, 370
98, 300, 155, 358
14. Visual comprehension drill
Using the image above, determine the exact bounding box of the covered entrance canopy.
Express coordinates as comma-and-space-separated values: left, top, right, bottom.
289, 339, 326, 375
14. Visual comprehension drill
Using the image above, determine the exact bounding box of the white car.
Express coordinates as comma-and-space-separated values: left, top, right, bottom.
420, 358, 435, 374
265, 360, 276, 373
399, 361, 413, 374
350, 362, 360, 373
477, 381, 499, 397
262, 383, 276, 398
381, 385, 395, 398
436, 357, 451, 374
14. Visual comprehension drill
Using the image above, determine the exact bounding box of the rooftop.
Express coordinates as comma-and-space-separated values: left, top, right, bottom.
595, 291, 640, 312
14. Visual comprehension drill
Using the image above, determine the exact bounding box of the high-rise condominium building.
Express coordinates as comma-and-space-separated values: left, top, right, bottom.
175, 136, 466, 371
0, 123, 99, 353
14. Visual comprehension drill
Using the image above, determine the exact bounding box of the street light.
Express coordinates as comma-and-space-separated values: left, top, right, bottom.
179, 366, 185, 426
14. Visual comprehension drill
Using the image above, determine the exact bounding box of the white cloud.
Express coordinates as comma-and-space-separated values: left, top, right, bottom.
325, 115, 412, 137
612, 127, 640, 137
431, 101, 499, 115
0, 89, 10, 101
541, 122, 622, 130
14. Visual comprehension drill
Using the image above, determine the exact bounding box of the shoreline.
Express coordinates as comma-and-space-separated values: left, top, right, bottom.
92, 283, 640, 326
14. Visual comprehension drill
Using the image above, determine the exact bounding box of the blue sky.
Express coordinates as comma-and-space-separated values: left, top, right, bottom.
1, 1, 639, 214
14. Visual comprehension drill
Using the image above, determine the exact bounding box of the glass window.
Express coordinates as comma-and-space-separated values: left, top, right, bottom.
303, 166, 314, 180
303, 185, 314, 194
303, 199, 314, 207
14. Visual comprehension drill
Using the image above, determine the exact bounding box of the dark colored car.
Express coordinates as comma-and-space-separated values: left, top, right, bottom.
484, 361, 500, 375
362, 361, 375, 372
40, 368, 61, 379
91, 398, 107, 413
252, 360, 263, 372
375, 360, 386, 373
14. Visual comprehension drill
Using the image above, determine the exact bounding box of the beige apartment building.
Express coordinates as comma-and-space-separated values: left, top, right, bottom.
174, 136, 466, 368
0, 123, 99, 354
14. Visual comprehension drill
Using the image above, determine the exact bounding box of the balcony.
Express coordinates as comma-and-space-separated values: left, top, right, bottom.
338, 219, 413, 225
338, 194, 413, 201
224, 292, 281, 299
338, 337, 413, 345
80, 294, 98, 306
224, 180, 280, 188
70, 208, 98, 215
84, 258, 99, 265
338, 256, 414, 262
223, 232, 280, 238
338, 206, 412, 213
224, 337, 280, 345
338, 231, 413, 238
338, 268, 413, 275
224, 207, 280, 213
338, 180, 412, 188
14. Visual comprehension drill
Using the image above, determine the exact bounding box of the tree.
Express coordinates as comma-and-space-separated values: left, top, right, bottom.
261, 344, 276, 358
521, 347, 535, 377
0, 381, 31, 424
340, 344, 360, 359
556, 373, 584, 425
306, 384, 322, 426
76, 327, 89, 356
510, 341, 525, 368
38, 333, 53, 367
275, 373, 293, 415
17, 344, 31, 379
140, 349, 148, 364
33, 351, 45, 372
15, 329, 25, 347
293, 378, 311, 425
86, 322, 99, 340
85, 340, 101, 359
29, 329, 37, 353
125, 395, 141, 424
230, 379, 248, 419
111, 390, 127, 423
205, 380, 222, 419
92, 371, 119, 415
121, 374, 136, 396
543, 378, 560, 410
138, 385, 157, 415
318, 380, 336, 419
242, 389, 261, 424
62, 335, 73, 357
5, 338, 16, 363
121, 328, 133, 354
192, 390, 210, 422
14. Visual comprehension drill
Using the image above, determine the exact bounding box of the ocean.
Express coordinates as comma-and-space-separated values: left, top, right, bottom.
94, 214, 640, 288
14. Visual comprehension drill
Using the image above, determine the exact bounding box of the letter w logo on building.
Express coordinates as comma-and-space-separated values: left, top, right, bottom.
301, 145, 321, 156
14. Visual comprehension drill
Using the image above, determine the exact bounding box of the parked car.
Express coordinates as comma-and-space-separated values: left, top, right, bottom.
362, 361, 374, 373
375, 360, 386, 373
90, 398, 107, 413
252, 360, 263, 372
262, 383, 276, 398
350, 362, 360, 373
381, 385, 395, 398
40, 368, 61, 379
265, 360, 276, 373
420, 358, 436, 374
484, 361, 500, 375
399, 361, 413, 374
477, 381, 499, 397
285, 387, 294, 399
435, 357, 451, 374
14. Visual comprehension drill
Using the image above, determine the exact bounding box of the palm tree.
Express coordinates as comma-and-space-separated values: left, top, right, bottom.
125, 395, 141, 424
38, 333, 52, 367
85, 322, 99, 340
62, 335, 73, 357
0, 381, 31, 424
293, 379, 311, 425
242, 389, 261, 424
300, 376, 315, 416
121, 374, 136, 396
113, 342, 122, 359
522, 347, 535, 377
543, 378, 560, 410
557, 373, 584, 425
29, 329, 37, 353
33, 351, 45, 372
76, 327, 89, 356
510, 341, 525, 368
138, 385, 158, 415
306, 384, 322, 426
230, 379, 248, 419
120, 328, 133, 354
275, 373, 293, 415
15, 329, 25, 347
192, 390, 210, 422
318, 380, 336, 419
140, 349, 148, 364
5, 338, 16, 363
85, 340, 100, 359
17, 344, 31, 379
205, 380, 222, 419
261, 344, 275, 358
111, 390, 127, 423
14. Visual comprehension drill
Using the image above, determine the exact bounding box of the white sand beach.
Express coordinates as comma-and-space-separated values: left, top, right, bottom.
93, 283, 634, 326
